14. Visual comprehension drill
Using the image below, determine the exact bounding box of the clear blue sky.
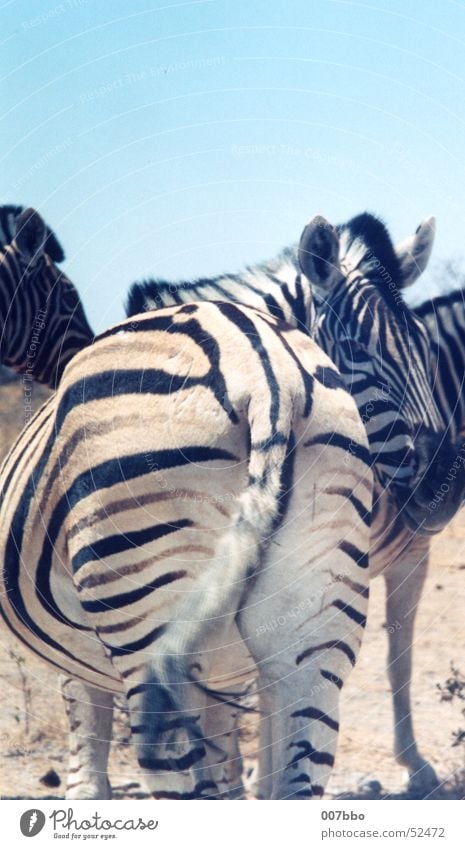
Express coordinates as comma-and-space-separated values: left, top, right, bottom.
2, 0, 465, 332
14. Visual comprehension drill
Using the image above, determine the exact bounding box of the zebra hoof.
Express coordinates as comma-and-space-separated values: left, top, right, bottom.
66, 779, 112, 800
406, 762, 440, 797
357, 779, 383, 798
244, 765, 266, 799
221, 785, 246, 800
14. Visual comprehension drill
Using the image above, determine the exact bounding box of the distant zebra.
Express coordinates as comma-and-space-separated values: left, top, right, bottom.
0, 299, 373, 800
0, 206, 93, 389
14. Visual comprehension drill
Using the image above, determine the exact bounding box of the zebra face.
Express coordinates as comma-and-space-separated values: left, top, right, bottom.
394, 428, 465, 535
298, 212, 465, 529
0, 206, 94, 387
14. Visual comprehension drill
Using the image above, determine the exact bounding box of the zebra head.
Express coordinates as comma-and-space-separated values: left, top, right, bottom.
0, 206, 94, 388
299, 212, 465, 534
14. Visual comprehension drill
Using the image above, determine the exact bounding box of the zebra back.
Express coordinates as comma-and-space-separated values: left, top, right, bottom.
126, 246, 312, 332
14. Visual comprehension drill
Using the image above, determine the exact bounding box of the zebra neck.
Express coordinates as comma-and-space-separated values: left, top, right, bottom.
418, 294, 465, 439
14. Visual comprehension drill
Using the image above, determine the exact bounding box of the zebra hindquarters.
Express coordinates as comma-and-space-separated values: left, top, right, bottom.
237, 411, 372, 800
76, 461, 248, 800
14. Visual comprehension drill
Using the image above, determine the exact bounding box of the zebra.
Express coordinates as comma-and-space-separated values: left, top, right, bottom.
367, 271, 465, 795
0, 205, 93, 389
0, 298, 373, 800
3, 209, 463, 799
0, 203, 308, 799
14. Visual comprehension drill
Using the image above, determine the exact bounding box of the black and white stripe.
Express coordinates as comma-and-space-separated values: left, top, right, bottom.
0, 206, 93, 388
414, 286, 465, 441
126, 246, 311, 334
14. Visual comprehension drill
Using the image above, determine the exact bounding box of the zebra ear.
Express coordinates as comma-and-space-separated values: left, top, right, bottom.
395, 216, 436, 287
298, 215, 341, 289
14, 208, 47, 263
44, 227, 65, 263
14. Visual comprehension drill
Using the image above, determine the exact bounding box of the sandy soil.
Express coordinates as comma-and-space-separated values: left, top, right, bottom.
1, 373, 464, 800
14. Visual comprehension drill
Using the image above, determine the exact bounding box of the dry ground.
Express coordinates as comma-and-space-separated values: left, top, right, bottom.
1, 372, 464, 800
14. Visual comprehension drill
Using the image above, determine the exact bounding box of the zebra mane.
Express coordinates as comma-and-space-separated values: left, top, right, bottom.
336, 212, 407, 315
257, 244, 299, 275
125, 275, 228, 316
0, 204, 65, 263
125, 246, 300, 318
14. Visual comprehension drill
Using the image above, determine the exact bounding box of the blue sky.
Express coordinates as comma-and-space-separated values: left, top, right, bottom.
2, 0, 465, 332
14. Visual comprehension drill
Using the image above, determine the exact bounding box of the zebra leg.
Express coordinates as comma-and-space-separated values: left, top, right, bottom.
200, 630, 256, 799
112, 658, 218, 800
248, 662, 343, 799
237, 437, 370, 798
384, 543, 440, 794
202, 697, 245, 799
250, 711, 273, 799
61, 676, 113, 799
238, 544, 369, 797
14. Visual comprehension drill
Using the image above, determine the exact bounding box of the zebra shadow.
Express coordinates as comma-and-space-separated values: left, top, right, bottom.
332, 780, 464, 800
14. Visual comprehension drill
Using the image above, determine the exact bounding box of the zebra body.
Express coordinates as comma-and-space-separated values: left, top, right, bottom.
0, 300, 372, 799
414, 287, 465, 442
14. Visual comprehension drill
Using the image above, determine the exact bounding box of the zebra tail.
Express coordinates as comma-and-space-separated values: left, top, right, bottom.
139, 400, 294, 766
